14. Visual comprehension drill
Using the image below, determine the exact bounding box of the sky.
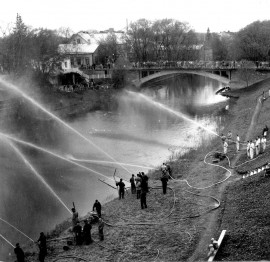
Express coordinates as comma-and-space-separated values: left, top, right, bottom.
0, 0, 270, 34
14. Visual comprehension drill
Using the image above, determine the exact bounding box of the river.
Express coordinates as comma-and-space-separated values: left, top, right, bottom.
0, 74, 226, 258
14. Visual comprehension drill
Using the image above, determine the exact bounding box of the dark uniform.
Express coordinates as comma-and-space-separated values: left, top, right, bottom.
130, 175, 136, 194
116, 179, 125, 199
83, 220, 92, 245
93, 200, 102, 217
73, 223, 82, 245
37, 232, 47, 262
14, 243, 25, 262
140, 176, 148, 209
161, 175, 169, 194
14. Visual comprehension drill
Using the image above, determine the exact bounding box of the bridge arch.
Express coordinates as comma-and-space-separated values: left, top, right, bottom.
132, 70, 230, 88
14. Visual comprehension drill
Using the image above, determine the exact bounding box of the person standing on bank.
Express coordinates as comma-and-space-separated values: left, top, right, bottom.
37, 232, 47, 262
73, 222, 83, 245
83, 219, 92, 245
130, 174, 136, 194
161, 173, 169, 194
93, 200, 102, 217
135, 174, 142, 199
256, 136, 260, 156
250, 140, 255, 159
140, 173, 148, 209
236, 134, 240, 152
116, 178, 125, 199
14, 243, 25, 262
247, 141, 251, 158
223, 140, 228, 155
261, 136, 267, 153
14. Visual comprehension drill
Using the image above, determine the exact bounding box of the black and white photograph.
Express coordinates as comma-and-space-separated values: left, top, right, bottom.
0, 0, 270, 261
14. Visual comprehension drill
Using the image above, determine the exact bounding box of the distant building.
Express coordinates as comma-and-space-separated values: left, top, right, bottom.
58, 29, 125, 70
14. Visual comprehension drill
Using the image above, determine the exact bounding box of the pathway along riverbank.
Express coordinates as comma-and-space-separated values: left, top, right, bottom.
16, 77, 270, 261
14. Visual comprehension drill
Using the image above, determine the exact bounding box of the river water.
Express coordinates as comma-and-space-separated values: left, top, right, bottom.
0, 74, 226, 258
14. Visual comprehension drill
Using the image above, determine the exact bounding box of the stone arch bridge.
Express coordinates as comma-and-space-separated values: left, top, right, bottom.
128, 68, 233, 88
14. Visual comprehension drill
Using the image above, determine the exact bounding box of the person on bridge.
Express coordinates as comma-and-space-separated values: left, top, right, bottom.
116, 178, 125, 199
223, 140, 228, 155
14, 243, 25, 262
93, 199, 102, 218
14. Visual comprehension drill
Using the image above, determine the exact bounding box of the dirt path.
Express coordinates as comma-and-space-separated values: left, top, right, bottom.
187, 93, 265, 261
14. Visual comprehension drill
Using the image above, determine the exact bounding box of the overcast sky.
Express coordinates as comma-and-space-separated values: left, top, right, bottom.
0, 0, 269, 34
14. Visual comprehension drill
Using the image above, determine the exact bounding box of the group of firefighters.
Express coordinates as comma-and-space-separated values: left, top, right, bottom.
71, 199, 104, 247
129, 172, 149, 209
221, 125, 268, 158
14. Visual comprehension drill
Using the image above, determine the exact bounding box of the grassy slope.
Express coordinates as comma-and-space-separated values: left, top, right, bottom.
216, 176, 270, 261
23, 77, 270, 262
213, 80, 270, 261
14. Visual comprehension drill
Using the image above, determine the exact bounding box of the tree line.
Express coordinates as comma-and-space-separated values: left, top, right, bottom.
1, 14, 270, 83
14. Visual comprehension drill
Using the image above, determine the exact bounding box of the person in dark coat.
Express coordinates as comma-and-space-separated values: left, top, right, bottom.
116, 178, 125, 199
83, 219, 92, 245
140, 174, 149, 209
37, 232, 47, 262
73, 222, 83, 245
93, 199, 102, 217
161, 174, 169, 194
130, 174, 136, 194
14, 243, 25, 262
135, 174, 142, 199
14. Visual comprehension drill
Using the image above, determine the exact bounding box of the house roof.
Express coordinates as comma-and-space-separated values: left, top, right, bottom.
58, 43, 99, 54
73, 31, 125, 45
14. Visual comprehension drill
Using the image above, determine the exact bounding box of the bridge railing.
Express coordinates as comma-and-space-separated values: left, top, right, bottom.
130, 61, 270, 70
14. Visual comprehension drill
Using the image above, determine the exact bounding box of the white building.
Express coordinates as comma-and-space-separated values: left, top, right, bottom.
59, 29, 125, 70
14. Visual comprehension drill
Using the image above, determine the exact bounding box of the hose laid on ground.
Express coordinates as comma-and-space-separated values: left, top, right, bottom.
172, 151, 232, 190
53, 255, 88, 261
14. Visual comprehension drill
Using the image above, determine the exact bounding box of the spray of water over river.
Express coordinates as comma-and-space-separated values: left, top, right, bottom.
0, 74, 227, 258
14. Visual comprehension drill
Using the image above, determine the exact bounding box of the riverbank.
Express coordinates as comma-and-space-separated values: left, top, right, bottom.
10, 75, 270, 261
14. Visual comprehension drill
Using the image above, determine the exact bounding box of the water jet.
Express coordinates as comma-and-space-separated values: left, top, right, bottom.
0, 78, 131, 175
